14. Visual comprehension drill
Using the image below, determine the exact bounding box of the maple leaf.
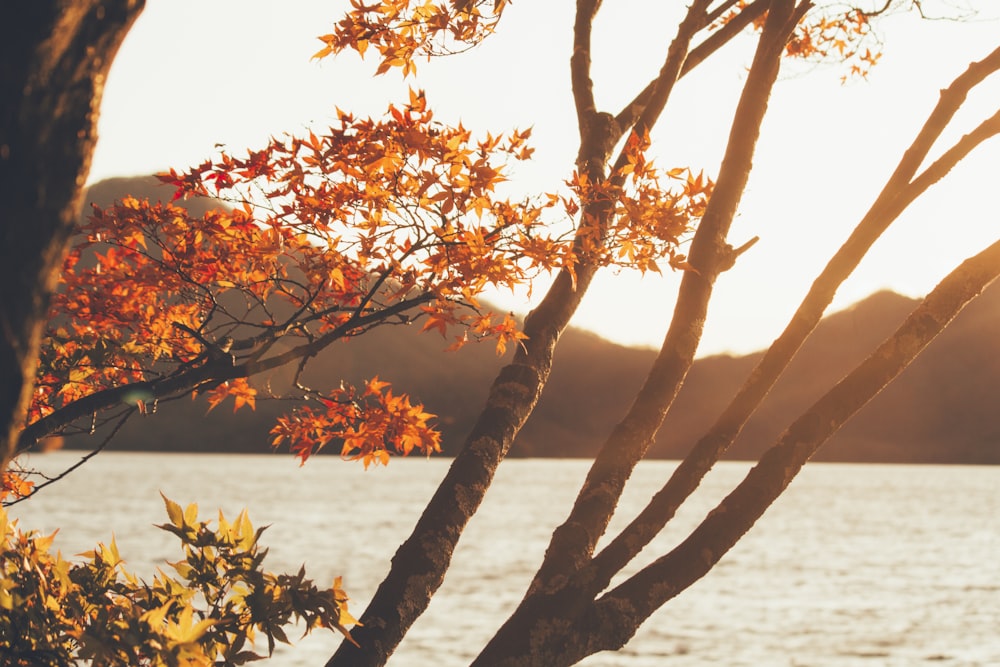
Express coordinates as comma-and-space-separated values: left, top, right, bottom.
0, 471, 34, 502
493, 313, 527, 356
420, 309, 451, 337
202, 379, 256, 413
229, 378, 257, 412
365, 376, 391, 395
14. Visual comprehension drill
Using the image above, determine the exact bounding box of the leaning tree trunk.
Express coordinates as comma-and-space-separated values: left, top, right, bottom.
0, 0, 144, 471
323, 1, 715, 663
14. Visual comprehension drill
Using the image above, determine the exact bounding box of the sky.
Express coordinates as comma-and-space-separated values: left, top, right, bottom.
88, 1, 1000, 356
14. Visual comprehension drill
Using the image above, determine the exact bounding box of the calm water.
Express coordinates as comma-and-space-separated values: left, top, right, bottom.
7, 452, 1000, 666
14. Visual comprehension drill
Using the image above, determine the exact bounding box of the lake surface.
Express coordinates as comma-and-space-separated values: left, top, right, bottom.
7, 452, 1000, 666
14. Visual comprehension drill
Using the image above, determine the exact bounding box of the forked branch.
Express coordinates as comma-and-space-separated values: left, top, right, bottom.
593, 235, 1000, 638
524, 0, 802, 596
588, 43, 1000, 584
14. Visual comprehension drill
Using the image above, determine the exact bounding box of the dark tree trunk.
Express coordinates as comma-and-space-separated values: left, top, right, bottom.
0, 0, 144, 470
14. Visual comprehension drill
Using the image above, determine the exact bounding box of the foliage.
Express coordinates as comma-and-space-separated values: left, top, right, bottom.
10, 80, 714, 489
4, 1, 999, 666
716, 0, 882, 78
18, 87, 562, 477
271, 376, 443, 466
315, 0, 510, 76
0, 496, 354, 665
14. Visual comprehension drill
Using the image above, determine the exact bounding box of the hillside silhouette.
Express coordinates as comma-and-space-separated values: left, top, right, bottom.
62, 176, 1000, 464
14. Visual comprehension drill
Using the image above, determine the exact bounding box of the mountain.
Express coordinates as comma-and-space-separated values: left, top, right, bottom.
656, 289, 1000, 463
59, 177, 1000, 463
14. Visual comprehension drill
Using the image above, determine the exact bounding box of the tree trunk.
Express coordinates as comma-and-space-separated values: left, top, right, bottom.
0, 0, 144, 471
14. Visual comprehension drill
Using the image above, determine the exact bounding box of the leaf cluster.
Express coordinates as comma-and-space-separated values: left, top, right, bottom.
23, 88, 566, 474
315, 0, 510, 76
16, 70, 707, 484
0, 496, 355, 665
566, 131, 714, 275
271, 376, 442, 466
717, 1, 882, 79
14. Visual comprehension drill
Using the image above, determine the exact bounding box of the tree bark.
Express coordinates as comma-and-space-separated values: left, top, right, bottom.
0, 0, 144, 472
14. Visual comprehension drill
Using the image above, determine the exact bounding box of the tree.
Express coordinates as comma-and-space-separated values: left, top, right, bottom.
2, 1, 1000, 665
0, 0, 143, 476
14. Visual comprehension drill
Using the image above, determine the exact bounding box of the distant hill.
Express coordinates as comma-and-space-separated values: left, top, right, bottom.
60, 176, 1000, 464
657, 289, 1000, 463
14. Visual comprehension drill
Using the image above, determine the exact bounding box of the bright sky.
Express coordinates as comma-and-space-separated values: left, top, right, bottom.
88, 1, 1000, 356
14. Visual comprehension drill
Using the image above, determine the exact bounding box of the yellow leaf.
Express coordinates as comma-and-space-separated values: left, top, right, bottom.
68, 366, 93, 384
165, 605, 218, 643
329, 267, 346, 291
183, 502, 199, 527
161, 492, 184, 528
141, 603, 171, 629
312, 44, 334, 60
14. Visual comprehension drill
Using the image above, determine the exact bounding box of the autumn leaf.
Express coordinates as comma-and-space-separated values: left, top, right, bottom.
203, 379, 256, 413
0, 471, 34, 502
420, 308, 452, 337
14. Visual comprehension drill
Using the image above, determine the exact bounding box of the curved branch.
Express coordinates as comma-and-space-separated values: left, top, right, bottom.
17, 291, 436, 452
592, 235, 1000, 643
608, 1, 712, 170
5, 408, 135, 507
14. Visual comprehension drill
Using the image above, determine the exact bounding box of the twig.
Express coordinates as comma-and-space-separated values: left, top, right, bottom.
4, 409, 135, 507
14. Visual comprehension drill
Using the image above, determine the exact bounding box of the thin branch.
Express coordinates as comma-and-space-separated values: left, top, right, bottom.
4, 409, 135, 507
865, 0, 895, 18
611, 0, 714, 149
614, 0, 769, 136
706, 0, 742, 25
906, 106, 1000, 195
876, 44, 1000, 209
17, 291, 437, 452
684, 0, 772, 76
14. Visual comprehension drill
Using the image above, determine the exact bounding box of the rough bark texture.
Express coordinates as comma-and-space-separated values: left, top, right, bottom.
0, 0, 144, 471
